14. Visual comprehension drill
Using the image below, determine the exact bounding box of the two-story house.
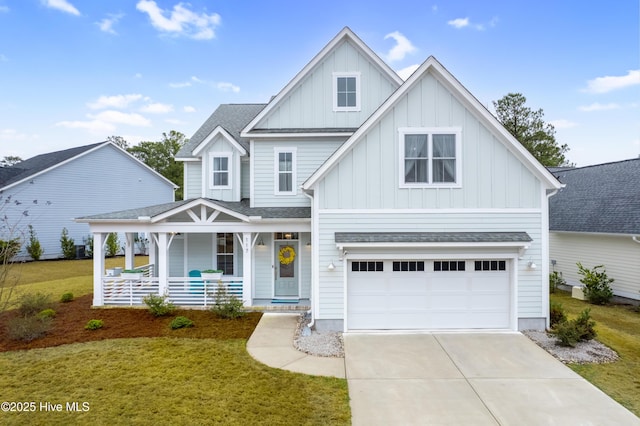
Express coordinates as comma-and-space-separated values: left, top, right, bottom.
78, 27, 561, 332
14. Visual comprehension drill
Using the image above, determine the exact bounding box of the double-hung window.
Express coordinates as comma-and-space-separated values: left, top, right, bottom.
274, 148, 296, 195
210, 153, 232, 189
333, 72, 361, 111
399, 128, 461, 187
216, 233, 234, 275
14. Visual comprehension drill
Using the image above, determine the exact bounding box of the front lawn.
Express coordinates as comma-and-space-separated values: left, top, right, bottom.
551, 291, 640, 416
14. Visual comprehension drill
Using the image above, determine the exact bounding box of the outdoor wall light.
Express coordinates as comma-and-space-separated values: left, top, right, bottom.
327, 261, 335, 271
306, 241, 311, 247
257, 238, 265, 247
527, 260, 537, 270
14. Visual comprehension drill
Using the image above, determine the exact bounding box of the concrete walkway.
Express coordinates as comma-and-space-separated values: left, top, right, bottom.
246, 313, 345, 378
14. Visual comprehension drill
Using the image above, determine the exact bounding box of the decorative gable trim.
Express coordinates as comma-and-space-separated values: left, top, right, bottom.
241, 27, 403, 137
303, 56, 563, 191
192, 126, 247, 157
151, 198, 251, 223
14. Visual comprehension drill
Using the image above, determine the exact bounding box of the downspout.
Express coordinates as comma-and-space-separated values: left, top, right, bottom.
632, 236, 640, 244
303, 190, 315, 330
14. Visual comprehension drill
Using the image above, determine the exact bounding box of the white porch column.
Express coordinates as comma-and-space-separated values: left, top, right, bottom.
93, 232, 105, 306
149, 233, 157, 276
158, 232, 169, 296
242, 232, 253, 306
124, 233, 135, 270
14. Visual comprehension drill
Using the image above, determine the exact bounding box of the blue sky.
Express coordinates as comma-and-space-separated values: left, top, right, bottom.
0, 1, 638, 166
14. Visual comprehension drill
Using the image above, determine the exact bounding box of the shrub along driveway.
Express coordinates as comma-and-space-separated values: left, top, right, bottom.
345, 333, 640, 425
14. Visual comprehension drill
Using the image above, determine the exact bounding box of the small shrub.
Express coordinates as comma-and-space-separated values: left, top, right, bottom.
549, 271, 565, 294
60, 227, 76, 260
105, 232, 120, 257
577, 262, 614, 305
83, 235, 94, 258
210, 284, 245, 319
38, 308, 56, 319
7, 316, 52, 342
17, 292, 53, 317
549, 301, 567, 328
60, 292, 74, 303
0, 238, 21, 263
85, 319, 104, 330
143, 294, 176, 317
26, 225, 44, 261
551, 308, 597, 347
170, 316, 194, 330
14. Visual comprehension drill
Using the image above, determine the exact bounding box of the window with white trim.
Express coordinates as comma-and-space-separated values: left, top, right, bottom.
274, 148, 296, 195
210, 153, 232, 189
216, 233, 234, 275
399, 128, 461, 187
333, 72, 361, 111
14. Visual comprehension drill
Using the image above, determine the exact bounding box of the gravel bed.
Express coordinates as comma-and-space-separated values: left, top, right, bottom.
523, 330, 619, 364
293, 313, 344, 358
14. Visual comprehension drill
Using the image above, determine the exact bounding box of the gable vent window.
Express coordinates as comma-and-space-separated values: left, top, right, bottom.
474, 260, 506, 271
351, 261, 383, 272
392, 261, 425, 272
434, 261, 466, 271
333, 72, 361, 111
399, 128, 461, 188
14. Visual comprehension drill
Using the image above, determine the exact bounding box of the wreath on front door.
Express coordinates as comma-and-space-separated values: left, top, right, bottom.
278, 246, 296, 265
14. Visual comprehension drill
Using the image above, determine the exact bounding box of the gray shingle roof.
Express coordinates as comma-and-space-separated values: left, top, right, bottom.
177, 104, 267, 157
550, 158, 640, 234
0, 142, 105, 188
335, 232, 532, 244
77, 198, 310, 221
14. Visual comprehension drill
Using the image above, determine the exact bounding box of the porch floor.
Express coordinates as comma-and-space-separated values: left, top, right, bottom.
251, 299, 310, 312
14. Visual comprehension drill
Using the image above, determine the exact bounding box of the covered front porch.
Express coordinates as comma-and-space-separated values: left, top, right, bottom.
77, 198, 312, 309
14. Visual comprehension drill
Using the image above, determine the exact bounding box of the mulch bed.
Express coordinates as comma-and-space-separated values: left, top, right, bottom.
0, 294, 262, 353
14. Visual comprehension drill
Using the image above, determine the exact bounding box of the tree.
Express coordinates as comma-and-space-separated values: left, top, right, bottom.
493, 93, 571, 167
127, 130, 187, 199
1, 156, 23, 167
106, 135, 129, 150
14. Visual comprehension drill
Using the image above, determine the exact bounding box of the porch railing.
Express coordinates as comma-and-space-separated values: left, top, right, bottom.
101, 276, 243, 307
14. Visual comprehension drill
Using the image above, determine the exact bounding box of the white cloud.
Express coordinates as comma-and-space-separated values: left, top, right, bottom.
549, 119, 578, 129
88, 110, 152, 127
140, 102, 174, 113
42, 0, 80, 16
87, 94, 143, 110
584, 69, 640, 94
578, 102, 621, 112
183, 106, 196, 113
136, 0, 221, 40
0, 54, 7, 62
0, 128, 39, 142
448, 17, 469, 29
396, 64, 420, 81
384, 31, 417, 62
0, 6, 9, 13
56, 120, 116, 133
165, 118, 186, 125
169, 80, 192, 88
216, 82, 240, 93
134, 73, 143, 79
97, 13, 124, 35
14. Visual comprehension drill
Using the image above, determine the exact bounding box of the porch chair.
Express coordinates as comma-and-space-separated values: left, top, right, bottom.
188, 270, 204, 294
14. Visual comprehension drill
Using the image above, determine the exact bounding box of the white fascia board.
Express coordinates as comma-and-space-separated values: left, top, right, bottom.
303, 56, 563, 191
176, 157, 201, 162
192, 126, 247, 156
241, 27, 402, 138
243, 132, 354, 139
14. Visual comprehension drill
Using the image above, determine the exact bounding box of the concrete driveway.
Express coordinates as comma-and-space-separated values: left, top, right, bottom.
345, 333, 639, 425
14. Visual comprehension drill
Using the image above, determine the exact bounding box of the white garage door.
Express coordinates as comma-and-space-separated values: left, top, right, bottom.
347, 259, 511, 330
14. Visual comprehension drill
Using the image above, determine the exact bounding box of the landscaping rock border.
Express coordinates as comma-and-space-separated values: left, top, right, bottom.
523, 330, 619, 364
293, 313, 344, 358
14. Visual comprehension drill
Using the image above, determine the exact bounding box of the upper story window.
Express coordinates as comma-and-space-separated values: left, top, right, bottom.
399, 128, 461, 188
274, 147, 297, 195
210, 153, 232, 189
333, 72, 361, 111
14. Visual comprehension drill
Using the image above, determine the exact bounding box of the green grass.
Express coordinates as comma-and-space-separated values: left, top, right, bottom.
551, 291, 640, 416
0, 338, 350, 425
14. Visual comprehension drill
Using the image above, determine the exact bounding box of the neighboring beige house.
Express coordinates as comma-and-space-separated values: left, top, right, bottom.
550, 159, 640, 300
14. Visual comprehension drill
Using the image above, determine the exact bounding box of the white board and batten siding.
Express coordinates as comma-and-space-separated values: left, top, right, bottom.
258, 39, 398, 130
5, 144, 175, 260
315, 211, 544, 322
251, 140, 344, 207
550, 232, 640, 300
184, 162, 202, 199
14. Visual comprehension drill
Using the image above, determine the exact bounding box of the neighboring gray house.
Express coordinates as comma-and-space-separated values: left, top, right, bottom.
550, 159, 640, 300
78, 27, 562, 332
1, 142, 176, 260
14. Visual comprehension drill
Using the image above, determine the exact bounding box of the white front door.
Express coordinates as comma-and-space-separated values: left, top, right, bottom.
274, 241, 299, 298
